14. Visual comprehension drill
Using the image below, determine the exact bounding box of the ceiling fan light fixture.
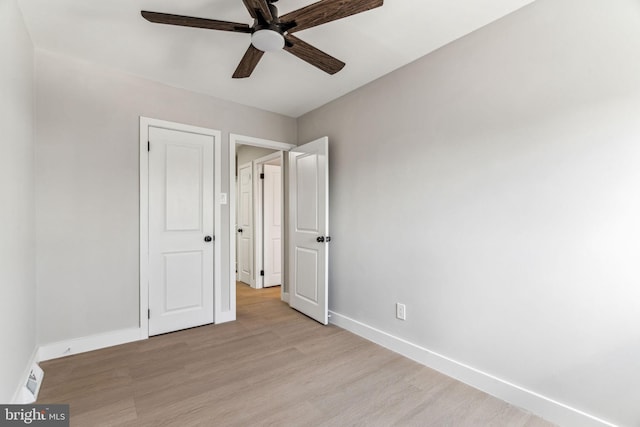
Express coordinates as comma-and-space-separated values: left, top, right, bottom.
251, 29, 285, 52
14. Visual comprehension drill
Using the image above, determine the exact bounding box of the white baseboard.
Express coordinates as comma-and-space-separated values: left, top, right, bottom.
282, 292, 290, 303
11, 346, 40, 404
328, 311, 616, 427
38, 327, 143, 362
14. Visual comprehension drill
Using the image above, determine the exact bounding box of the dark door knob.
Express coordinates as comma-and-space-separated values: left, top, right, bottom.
204, 236, 213, 242
316, 236, 325, 243
237, 228, 243, 233
325, 236, 331, 242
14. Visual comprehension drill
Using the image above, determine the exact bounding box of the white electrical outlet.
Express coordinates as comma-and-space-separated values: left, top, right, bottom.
396, 303, 406, 320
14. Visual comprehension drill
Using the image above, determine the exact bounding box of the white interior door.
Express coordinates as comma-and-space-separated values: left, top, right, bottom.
263, 164, 282, 287
148, 126, 214, 336
235, 176, 239, 280
288, 137, 329, 325
237, 162, 254, 286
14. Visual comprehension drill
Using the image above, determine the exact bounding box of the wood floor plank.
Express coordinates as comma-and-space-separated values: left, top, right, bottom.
37, 282, 556, 426
71, 397, 138, 427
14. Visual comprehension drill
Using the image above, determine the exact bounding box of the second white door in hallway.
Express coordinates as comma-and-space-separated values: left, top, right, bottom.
237, 162, 254, 286
263, 163, 282, 287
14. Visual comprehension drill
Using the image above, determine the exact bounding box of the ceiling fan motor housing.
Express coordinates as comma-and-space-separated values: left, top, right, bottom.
251, 2, 284, 52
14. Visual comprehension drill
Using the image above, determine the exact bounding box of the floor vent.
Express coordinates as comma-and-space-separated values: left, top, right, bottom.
17, 363, 44, 404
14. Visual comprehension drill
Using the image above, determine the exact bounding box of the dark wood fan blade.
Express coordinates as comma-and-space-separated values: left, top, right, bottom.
281, 0, 383, 33
241, 0, 273, 22
233, 45, 265, 78
283, 35, 345, 75
141, 11, 252, 33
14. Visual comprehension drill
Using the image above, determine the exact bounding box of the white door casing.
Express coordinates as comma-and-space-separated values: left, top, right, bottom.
288, 137, 329, 325
263, 163, 282, 287
148, 126, 215, 336
237, 162, 254, 287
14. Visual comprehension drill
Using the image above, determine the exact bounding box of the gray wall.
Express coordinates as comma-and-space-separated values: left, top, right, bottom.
297, 0, 640, 425
35, 50, 297, 344
236, 145, 278, 170
0, 0, 36, 403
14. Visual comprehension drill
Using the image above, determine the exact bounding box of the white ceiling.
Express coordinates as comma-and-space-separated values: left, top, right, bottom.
17, 0, 535, 117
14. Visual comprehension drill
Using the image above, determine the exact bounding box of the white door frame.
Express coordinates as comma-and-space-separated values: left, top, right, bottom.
140, 117, 222, 339
229, 134, 295, 319
253, 152, 283, 289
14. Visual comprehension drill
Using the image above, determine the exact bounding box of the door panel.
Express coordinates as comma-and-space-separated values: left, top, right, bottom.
164, 251, 203, 310
295, 155, 319, 231
149, 126, 214, 336
237, 162, 254, 286
263, 164, 282, 287
165, 144, 203, 230
288, 137, 329, 325
295, 248, 318, 302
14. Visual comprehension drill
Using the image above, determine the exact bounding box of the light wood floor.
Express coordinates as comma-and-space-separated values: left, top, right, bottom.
38, 283, 555, 426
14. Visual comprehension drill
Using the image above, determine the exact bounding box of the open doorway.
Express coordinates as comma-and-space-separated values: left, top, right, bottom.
235, 145, 283, 290
229, 134, 330, 325
230, 134, 295, 313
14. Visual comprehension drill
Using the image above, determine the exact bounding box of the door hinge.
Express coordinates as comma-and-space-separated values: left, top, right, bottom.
147, 141, 150, 152
260, 173, 264, 179
147, 309, 150, 319
260, 270, 264, 276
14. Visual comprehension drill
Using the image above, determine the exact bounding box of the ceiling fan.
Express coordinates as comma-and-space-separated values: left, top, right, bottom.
141, 0, 383, 78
